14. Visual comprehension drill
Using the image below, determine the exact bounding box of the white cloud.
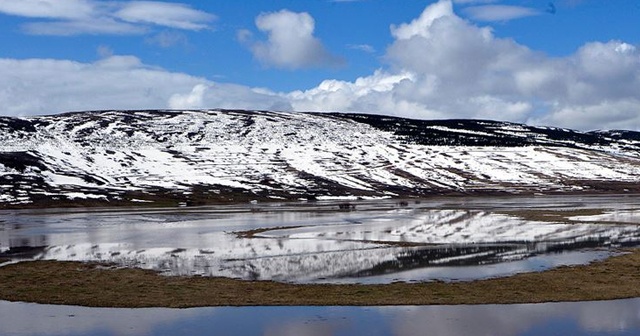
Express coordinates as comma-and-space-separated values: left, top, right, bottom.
391, 0, 453, 40
236, 29, 253, 43
347, 44, 375, 53
463, 5, 541, 22
0, 0, 94, 19
242, 10, 343, 69
452, 0, 497, 4
146, 31, 189, 48
0, 56, 290, 116
287, 0, 640, 130
115, 1, 215, 31
169, 83, 293, 111
97, 45, 114, 58
169, 84, 207, 109
529, 99, 640, 131
24, 17, 147, 36
0, 0, 215, 35
1, 0, 639, 131
289, 70, 419, 113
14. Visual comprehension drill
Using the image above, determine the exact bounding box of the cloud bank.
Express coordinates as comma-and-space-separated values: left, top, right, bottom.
289, 0, 640, 130
1, 0, 639, 131
0, 56, 289, 116
0, 0, 215, 35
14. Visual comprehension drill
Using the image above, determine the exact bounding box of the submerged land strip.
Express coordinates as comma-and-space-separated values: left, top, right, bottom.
1, 249, 640, 308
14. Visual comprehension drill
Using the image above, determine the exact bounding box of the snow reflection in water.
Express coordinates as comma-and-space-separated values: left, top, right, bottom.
1, 298, 640, 336
2, 196, 640, 283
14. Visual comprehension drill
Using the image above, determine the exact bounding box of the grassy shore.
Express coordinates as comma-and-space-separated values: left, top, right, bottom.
1, 249, 640, 308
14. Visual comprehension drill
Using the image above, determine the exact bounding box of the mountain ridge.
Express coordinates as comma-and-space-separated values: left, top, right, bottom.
2, 109, 640, 208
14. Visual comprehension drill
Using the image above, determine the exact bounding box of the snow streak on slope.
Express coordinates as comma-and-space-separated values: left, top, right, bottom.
1, 110, 640, 207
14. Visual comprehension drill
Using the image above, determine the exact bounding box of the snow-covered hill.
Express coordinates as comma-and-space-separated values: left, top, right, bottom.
2, 109, 640, 208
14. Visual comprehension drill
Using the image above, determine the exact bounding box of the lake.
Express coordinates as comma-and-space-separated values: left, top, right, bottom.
2, 195, 640, 335
1, 298, 639, 336
2, 195, 640, 283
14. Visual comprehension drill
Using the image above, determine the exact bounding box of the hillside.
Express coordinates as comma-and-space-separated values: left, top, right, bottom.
2, 109, 640, 208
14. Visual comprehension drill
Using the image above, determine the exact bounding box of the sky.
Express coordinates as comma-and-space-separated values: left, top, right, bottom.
0, 0, 639, 130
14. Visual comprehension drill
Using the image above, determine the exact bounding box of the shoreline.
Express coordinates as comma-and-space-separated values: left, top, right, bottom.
0, 189, 640, 211
1, 249, 640, 308
2, 191, 640, 211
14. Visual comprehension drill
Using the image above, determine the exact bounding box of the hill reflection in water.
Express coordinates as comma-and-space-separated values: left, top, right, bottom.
1, 196, 640, 283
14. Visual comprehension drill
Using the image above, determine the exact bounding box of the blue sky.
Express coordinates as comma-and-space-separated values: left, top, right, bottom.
0, 0, 639, 130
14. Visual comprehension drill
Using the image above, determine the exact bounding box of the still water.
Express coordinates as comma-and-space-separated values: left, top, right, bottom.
2, 196, 640, 336
1, 298, 639, 336
2, 195, 640, 283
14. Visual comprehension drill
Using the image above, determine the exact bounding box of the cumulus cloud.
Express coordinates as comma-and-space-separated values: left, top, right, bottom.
241, 10, 343, 69
289, 70, 427, 115
391, 0, 453, 40
0, 0, 215, 35
169, 84, 207, 109
0, 56, 290, 116
287, 0, 640, 130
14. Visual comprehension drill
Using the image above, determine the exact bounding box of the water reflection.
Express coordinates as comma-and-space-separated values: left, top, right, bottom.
1, 298, 640, 336
2, 195, 640, 283
383, 299, 640, 336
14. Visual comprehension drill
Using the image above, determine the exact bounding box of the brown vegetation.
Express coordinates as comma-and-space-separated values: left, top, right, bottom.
500, 208, 607, 223
2, 249, 640, 308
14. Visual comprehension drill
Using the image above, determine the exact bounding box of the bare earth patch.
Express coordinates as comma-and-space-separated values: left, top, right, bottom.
2, 249, 640, 308
234, 226, 305, 239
